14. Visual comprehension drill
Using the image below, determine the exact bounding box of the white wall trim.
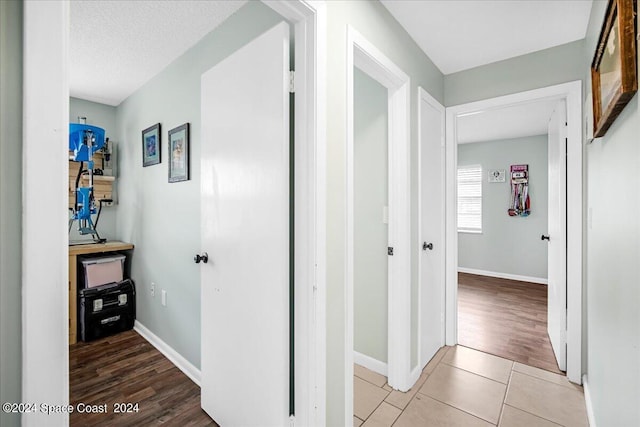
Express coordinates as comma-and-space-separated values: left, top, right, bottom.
346, 25, 412, 426
458, 267, 548, 285
353, 352, 388, 377
134, 321, 201, 386
417, 87, 446, 372
582, 374, 597, 427
21, 2, 69, 426
445, 80, 583, 383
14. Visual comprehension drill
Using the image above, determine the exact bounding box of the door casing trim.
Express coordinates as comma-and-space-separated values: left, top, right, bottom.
444, 80, 583, 383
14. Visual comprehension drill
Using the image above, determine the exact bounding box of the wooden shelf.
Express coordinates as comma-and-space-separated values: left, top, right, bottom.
68, 157, 115, 209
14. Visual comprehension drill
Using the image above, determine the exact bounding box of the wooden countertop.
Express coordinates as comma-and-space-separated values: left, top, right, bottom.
69, 241, 134, 256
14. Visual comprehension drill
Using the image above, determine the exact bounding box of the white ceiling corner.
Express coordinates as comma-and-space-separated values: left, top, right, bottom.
70, 0, 247, 106
381, 0, 593, 75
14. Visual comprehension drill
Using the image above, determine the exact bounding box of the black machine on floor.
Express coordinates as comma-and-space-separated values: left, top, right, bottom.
79, 279, 136, 342
77, 253, 136, 342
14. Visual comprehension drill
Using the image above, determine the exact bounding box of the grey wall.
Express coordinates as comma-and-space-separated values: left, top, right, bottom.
114, 1, 282, 369
324, 1, 444, 423
0, 1, 22, 426
458, 136, 548, 280
583, 1, 640, 425
69, 97, 118, 241
445, 40, 585, 106
354, 68, 388, 363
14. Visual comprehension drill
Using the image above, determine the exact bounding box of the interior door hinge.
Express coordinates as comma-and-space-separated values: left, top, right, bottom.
289, 70, 295, 93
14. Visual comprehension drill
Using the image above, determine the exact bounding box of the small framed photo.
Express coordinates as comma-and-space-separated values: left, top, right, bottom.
142, 123, 161, 166
488, 169, 506, 183
168, 123, 189, 183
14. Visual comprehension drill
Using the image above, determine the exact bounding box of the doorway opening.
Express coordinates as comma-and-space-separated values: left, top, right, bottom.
454, 98, 562, 373
345, 26, 411, 425
445, 81, 583, 384
23, 1, 325, 425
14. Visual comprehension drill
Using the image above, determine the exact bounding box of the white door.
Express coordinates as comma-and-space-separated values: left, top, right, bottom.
200, 22, 290, 426
546, 100, 567, 372
418, 88, 446, 367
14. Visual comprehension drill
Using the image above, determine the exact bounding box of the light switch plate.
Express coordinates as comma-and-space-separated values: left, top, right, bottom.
161, 290, 167, 306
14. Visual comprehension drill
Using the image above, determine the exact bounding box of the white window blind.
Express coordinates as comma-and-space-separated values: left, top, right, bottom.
458, 165, 482, 232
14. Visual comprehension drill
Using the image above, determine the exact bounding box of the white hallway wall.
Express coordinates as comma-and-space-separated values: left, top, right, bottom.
582, 1, 640, 425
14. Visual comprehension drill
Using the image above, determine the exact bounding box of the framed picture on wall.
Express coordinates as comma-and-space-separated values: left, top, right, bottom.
142, 123, 161, 166
590, 0, 638, 138
168, 123, 189, 183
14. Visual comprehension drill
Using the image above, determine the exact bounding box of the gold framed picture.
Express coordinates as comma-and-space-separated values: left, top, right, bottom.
590, 0, 638, 138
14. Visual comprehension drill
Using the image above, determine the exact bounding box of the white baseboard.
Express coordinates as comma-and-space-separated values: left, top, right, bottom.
458, 267, 548, 285
582, 374, 597, 427
354, 351, 387, 377
134, 320, 201, 387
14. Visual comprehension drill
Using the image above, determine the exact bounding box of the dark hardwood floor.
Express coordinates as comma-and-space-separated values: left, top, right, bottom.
457, 272, 562, 374
70, 330, 218, 426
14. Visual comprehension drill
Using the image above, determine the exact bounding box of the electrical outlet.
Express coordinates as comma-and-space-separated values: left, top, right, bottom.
150, 282, 155, 297
161, 290, 167, 307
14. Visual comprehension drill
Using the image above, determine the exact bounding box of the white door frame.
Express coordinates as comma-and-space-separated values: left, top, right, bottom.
262, 2, 327, 424
417, 87, 446, 372
22, 1, 327, 426
22, 2, 70, 426
444, 80, 583, 384
345, 26, 411, 425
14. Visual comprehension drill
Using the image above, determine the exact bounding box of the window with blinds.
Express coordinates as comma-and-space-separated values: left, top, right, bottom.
457, 165, 482, 233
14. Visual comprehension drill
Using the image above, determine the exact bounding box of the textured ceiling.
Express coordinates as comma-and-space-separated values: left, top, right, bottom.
71, 1, 594, 105
70, 0, 247, 106
457, 99, 559, 144
381, 0, 593, 75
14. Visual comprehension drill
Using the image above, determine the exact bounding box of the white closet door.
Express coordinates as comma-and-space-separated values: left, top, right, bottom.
200, 22, 290, 427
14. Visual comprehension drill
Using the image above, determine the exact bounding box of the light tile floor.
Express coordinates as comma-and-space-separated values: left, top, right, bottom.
354, 345, 589, 427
